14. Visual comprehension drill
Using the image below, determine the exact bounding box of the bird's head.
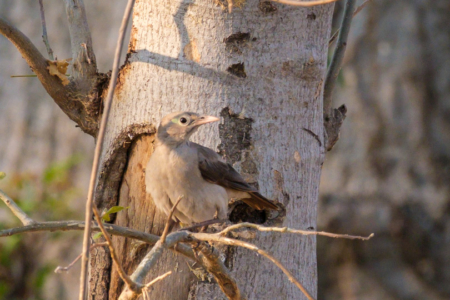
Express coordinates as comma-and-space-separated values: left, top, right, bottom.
157, 112, 219, 146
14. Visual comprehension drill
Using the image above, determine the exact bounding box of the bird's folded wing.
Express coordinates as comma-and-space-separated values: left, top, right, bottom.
193, 143, 278, 210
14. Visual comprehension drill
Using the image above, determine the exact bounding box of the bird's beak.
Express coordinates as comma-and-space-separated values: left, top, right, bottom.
194, 115, 220, 126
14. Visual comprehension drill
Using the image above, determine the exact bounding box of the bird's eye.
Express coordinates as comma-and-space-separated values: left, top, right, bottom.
180, 117, 187, 124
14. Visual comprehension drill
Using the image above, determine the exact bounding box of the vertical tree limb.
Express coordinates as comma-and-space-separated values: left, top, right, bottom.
324, 0, 357, 114
38, 0, 54, 60
323, 0, 357, 150
328, 0, 373, 45
63, 0, 97, 80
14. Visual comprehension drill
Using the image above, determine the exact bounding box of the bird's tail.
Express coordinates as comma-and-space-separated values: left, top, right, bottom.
242, 192, 278, 210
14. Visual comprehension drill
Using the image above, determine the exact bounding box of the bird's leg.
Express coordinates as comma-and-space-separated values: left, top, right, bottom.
167, 218, 177, 232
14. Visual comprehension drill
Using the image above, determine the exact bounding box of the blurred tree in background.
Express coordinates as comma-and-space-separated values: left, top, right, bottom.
0, 1, 124, 298
319, 1, 450, 299
0, 0, 449, 299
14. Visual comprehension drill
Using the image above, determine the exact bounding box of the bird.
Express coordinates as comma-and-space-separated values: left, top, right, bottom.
145, 111, 278, 226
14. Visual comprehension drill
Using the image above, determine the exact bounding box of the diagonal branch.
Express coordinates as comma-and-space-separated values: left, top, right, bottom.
0, 17, 69, 105
0, 189, 35, 226
55, 242, 108, 273
195, 242, 242, 300
0, 17, 100, 136
118, 231, 190, 300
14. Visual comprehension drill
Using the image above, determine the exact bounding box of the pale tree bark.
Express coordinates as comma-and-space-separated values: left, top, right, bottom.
91, 0, 333, 299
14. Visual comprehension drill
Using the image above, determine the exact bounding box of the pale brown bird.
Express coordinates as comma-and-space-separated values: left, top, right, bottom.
145, 112, 278, 225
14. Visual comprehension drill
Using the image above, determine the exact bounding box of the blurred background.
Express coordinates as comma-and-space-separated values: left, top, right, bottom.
0, 0, 449, 299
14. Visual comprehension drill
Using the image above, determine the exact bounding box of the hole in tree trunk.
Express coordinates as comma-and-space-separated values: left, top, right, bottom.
229, 201, 267, 224
227, 63, 247, 78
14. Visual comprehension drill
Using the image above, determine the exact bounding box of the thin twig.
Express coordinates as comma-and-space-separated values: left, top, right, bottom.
329, 0, 373, 45
160, 195, 184, 244
353, 0, 372, 16
0, 189, 35, 226
38, 0, 54, 60
144, 271, 172, 289
192, 232, 315, 300
0, 220, 196, 261
270, 0, 338, 6
220, 222, 374, 240
141, 271, 173, 300
10, 75, 38, 78
78, 1, 135, 299
1, 219, 371, 300
55, 242, 107, 273
323, 0, 357, 115
92, 206, 140, 292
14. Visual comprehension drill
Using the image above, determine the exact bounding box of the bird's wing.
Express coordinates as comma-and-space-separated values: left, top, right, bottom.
193, 143, 278, 210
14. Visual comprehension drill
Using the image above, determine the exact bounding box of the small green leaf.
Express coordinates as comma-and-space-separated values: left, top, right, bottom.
93, 232, 103, 240
0, 172, 6, 180
101, 206, 129, 222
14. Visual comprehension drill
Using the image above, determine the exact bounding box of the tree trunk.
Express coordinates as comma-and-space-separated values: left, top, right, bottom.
319, 0, 450, 299
91, 1, 333, 299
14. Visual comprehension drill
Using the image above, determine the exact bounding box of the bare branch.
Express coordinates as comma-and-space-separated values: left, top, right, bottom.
119, 231, 190, 300
323, 0, 357, 151
324, 0, 357, 114
1, 218, 371, 300
352, 0, 372, 17
195, 242, 242, 300
143, 271, 172, 290
192, 232, 315, 300
38, 0, 54, 60
63, 0, 96, 79
329, 0, 373, 45
92, 206, 140, 292
0, 220, 197, 260
0, 17, 99, 136
161, 195, 184, 244
220, 222, 374, 240
78, 0, 135, 298
270, 0, 338, 6
0, 189, 35, 226
55, 242, 107, 273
